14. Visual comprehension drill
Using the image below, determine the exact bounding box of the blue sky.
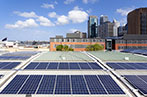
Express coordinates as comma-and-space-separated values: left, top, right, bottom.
0, 0, 147, 41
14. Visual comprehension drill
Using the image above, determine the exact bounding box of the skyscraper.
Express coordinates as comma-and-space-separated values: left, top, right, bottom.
88, 16, 98, 38
100, 15, 108, 25
128, 8, 147, 35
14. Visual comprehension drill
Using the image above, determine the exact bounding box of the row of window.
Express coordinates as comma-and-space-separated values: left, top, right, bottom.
54, 44, 104, 49
116, 40, 147, 44
50, 38, 105, 42
118, 46, 147, 49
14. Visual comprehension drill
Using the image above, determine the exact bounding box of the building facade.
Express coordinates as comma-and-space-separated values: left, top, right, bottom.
98, 21, 114, 38
100, 15, 108, 25
88, 16, 98, 38
128, 8, 147, 35
50, 38, 105, 51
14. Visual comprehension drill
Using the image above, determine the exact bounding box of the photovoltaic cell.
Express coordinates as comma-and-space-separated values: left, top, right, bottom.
125, 75, 147, 94
88, 62, 103, 69
1, 75, 125, 95
37, 75, 56, 94
55, 75, 71, 94
107, 62, 147, 70
47, 62, 58, 69
85, 75, 107, 94
59, 62, 69, 69
78, 63, 91, 69
69, 63, 80, 69
98, 75, 125, 94
24, 62, 103, 70
24, 62, 39, 69
18, 75, 42, 94
35, 63, 48, 69
1, 75, 29, 94
71, 75, 89, 94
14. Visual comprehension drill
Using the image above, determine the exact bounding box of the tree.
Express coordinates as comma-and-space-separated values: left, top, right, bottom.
86, 44, 104, 51
56, 45, 63, 51
63, 45, 69, 51
56, 45, 74, 51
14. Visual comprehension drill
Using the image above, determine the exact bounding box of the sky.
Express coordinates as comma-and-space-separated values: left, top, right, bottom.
0, 0, 147, 41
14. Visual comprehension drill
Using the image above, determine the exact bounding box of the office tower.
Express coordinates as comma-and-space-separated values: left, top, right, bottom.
128, 8, 147, 35
113, 19, 120, 37
100, 15, 108, 25
98, 21, 114, 38
88, 16, 98, 38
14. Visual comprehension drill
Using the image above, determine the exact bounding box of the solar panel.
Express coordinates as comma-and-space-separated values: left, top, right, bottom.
98, 75, 125, 94
69, 63, 80, 69
107, 62, 147, 70
35, 62, 48, 69
18, 75, 42, 94
24, 62, 102, 70
85, 75, 107, 94
55, 75, 71, 94
88, 62, 103, 69
0, 62, 20, 69
58, 62, 69, 69
24, 62, 39, 69
1, 75, 29, 94
37, 75, 56, 94
124, 75, 147, 94
47, 62, 58, 69
71, 75, 89, 94
78, 62, 91, 69
1, 75, 125, 95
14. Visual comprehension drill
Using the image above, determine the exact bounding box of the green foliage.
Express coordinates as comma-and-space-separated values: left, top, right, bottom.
86, 44, 104, 51
63, 45, 69, 51
56, 45, 74, 51
56, 45, 63, 51
68, 48, 74, 51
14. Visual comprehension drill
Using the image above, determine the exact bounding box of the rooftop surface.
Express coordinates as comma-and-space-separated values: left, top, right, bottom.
35, 51, 93, 62
88, 51, 147, 62
0, 51, 146, 97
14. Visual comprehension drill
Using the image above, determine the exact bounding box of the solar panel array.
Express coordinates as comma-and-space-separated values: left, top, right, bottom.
124, 75, 147, 95
24, 62, 103, 70
0, 51, 38, 60
0, 62, 20, 69
1, 75, 125, 94
121, 49, 147, 56
107, 62, 147, 70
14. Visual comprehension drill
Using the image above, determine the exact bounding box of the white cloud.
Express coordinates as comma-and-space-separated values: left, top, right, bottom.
14, 11, 38, 18
37, 16, 55, 27
116, 7, 134, 16
64, 0, 75, 4
119, 18, 127, 26
68, 7, 88, 23
48, 12, 58, 18
69, 28, 78, 33
82, 0, 97, 4
56, 15, 69, 25
41, 3, 55, 9
5, 19, 38, 29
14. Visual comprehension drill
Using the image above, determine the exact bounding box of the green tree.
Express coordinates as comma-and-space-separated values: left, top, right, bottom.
86, 44, 104, 51
56, 45, 63, 51
63, 45, 69, 51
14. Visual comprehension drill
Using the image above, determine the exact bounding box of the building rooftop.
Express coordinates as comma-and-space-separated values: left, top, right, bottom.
0, 50, 146, 97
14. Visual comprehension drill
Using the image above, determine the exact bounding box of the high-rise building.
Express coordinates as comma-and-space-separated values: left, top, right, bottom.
98, 21, 114, 38
128, 8, 147, 35
113, 19, 120, 37
100, 15, 108, 25
88, 16, 98, 38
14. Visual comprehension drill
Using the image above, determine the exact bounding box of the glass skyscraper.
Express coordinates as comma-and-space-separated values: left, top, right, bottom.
88, 16, 98, 38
